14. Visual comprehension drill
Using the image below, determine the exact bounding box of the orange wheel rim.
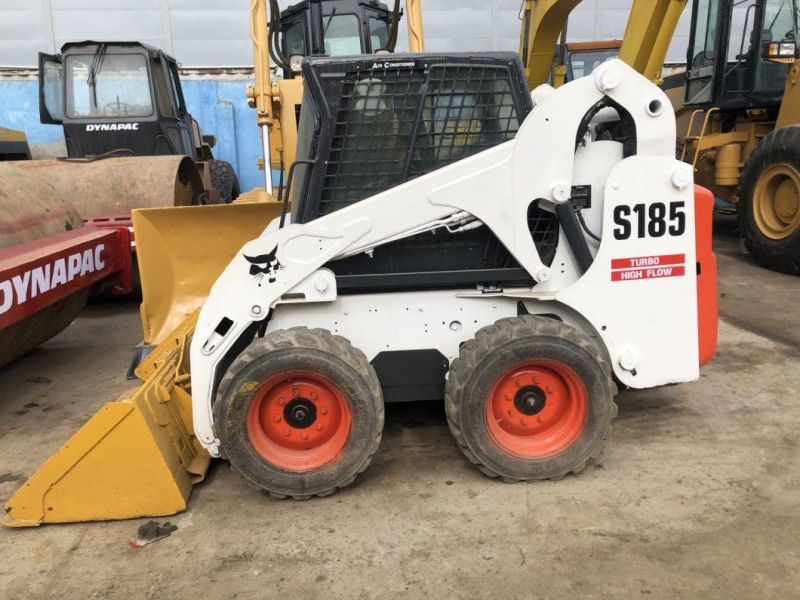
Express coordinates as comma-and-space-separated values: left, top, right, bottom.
246, 370, 351, 472
485, 360, 588, 459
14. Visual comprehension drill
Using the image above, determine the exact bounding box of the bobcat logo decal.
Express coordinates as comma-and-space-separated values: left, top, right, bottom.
244, 246, 284, 283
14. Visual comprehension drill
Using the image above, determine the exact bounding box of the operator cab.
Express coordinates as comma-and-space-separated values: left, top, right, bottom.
684, 0, 799, 109
38, 41, 213, 161
274, 0, 399, 77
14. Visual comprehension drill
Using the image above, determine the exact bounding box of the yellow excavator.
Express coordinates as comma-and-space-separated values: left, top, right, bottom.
4, 0, 693, 527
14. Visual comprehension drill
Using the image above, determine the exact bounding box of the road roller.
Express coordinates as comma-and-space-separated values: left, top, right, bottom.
37, 40, 239, 205
0, 168, 132, 368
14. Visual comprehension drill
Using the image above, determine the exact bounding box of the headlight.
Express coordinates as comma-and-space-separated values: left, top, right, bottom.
289, 54, 304, 73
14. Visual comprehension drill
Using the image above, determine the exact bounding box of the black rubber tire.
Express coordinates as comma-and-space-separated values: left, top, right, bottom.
208, 159, 240, 204
738, 125, 800, 275
445, 315, 616, 482
214, 327, 384, 499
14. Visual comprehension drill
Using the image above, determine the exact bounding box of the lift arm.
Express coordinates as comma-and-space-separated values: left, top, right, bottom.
519, 0, 689, 89
619, 0, 689, 83
247, 0, 274, 195
406, 0, 425, 52
519, 0, 583, 89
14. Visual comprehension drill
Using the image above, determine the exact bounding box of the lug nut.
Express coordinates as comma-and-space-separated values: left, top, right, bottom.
311, 391, 318, 400
537, 416, 544, 424
320, 407, 328, 415
533, 376, 540, 384
292, 387, 300, 397
316, 424, 323, 431
273, 415, 281, 422
301, 433, 309, 440
278, 397, 285, 406
504, 393, 511, 401
284, 429, 291, 437
520, 418, 528, 426
515, 378, 521, 387
546, 386, 553, 394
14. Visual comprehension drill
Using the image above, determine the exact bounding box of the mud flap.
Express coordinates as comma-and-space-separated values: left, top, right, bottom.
3, 314, 208, 527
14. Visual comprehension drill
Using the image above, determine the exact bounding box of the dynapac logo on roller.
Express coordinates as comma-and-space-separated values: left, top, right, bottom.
85, 123, 140, 132
0, 245, 106, 315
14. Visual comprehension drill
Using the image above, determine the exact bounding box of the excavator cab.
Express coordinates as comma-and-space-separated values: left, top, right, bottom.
38, 41, 214, 162
272, 0, 399, 77
684, 0, 799, 108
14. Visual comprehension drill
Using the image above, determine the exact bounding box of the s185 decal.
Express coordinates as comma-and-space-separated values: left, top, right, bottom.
613, 201, 686, 240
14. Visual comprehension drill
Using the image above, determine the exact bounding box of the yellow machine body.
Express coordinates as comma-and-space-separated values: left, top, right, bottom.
3, 315, 206, 527
267, 78, 304, 172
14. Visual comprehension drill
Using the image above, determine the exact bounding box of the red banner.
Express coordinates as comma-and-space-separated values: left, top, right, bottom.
0, 226, 129, 329
611, 253, 686, 282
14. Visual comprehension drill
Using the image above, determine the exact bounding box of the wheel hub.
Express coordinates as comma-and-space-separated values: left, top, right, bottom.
284, 398, 317, 429
485, 360, 588, 459
514, 385, 546, 415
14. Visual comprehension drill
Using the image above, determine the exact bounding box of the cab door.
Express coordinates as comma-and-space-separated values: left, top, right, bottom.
38, 52, 64, 124
684, 0, 725, 105
150, 52, 195, 158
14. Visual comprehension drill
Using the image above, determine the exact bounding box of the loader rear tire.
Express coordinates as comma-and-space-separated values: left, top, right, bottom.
214, 327, 384, 499
445, 315, 615, 482
209, 159, 240, 203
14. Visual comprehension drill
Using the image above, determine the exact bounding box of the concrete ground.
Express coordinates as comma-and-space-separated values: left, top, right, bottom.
1, 213, 799, 599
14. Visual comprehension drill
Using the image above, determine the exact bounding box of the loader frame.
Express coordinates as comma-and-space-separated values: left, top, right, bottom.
190, 61, 702, 456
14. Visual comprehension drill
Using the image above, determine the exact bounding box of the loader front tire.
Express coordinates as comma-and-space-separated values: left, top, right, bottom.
445, 316, 615, 482
738, 125, 800, 275
214, 327, 384, 499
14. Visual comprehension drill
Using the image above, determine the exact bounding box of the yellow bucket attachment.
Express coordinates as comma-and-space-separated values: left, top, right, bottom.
134, 202, 283, 346
3, 314, 207, 527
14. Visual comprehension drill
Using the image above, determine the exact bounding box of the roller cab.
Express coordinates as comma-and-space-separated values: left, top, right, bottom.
39, 41, 213, 162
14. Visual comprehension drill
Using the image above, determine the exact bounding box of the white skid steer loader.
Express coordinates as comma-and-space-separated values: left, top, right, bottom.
191, 59, 717, 498
4, 59, 717, 524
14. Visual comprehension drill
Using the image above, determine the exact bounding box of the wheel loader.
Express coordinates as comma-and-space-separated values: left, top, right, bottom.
679, 0, 800, 275
3, 52, 718, 524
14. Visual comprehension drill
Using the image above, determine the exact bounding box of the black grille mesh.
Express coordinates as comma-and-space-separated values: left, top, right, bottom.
298, 54, 559, 277
318, 65, 524, 216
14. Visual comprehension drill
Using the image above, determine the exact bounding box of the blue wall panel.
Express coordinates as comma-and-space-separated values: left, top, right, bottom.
0, 76, 268, 192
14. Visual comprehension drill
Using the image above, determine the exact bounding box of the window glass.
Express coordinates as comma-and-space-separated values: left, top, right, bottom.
285, 20, 307, 57
169, 63, 185, 113
369, 18, 389, 52
42, 59, 64, 121
152, 63, 176, 118
685, 0, 721, 104
324, 14, 362, 55
567, 49, 618, 80
688, 0, 720, 68
755, 0, 797, 91
66, 53, 153, 118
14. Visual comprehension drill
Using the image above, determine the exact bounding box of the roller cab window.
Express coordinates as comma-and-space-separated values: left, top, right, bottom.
65, 52, 153, 119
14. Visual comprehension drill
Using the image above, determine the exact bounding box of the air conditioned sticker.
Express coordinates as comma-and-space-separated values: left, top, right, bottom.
610, 253, 685, 282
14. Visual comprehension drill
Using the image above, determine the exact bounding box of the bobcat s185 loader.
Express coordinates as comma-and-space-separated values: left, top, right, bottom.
3, 57, 717, 524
